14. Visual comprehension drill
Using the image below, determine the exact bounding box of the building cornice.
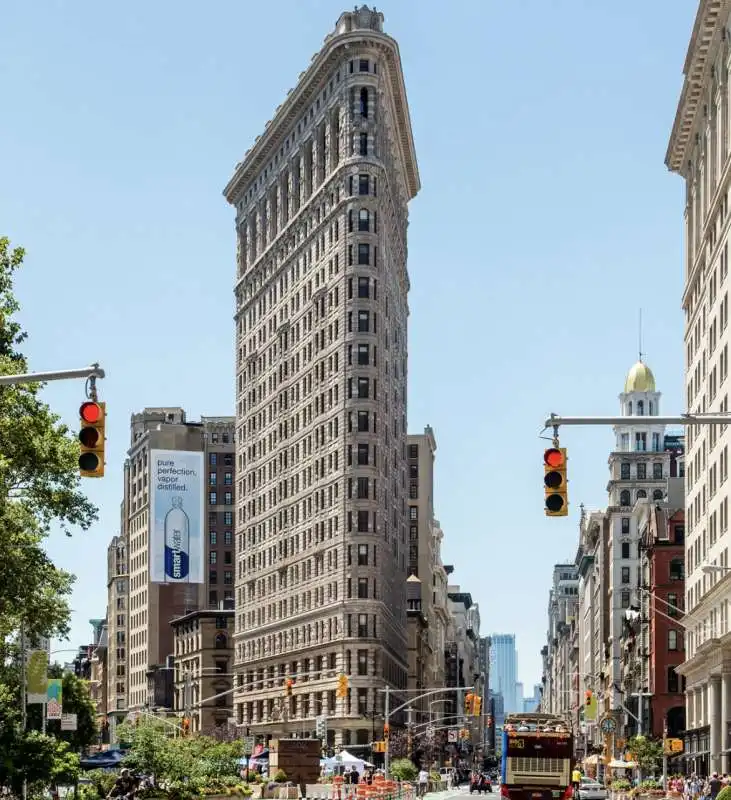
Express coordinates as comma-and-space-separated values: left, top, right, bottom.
224, 30, 420, 205
666, 0, 729, 174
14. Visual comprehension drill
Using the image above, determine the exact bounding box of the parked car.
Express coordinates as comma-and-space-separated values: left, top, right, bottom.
578, 779, 608, 800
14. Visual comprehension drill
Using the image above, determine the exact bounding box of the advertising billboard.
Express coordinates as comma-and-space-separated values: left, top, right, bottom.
149, 449, 205, 584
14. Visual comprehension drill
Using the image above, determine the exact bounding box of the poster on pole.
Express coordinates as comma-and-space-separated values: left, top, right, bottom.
27, 650, 49, 704
47, 678, 63, 720
149, 450, 205, 584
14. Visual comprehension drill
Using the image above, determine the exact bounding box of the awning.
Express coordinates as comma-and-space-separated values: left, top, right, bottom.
608, 760, 636, 769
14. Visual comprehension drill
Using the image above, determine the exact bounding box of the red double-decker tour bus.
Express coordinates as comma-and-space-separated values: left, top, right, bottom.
500, 713, 574, 800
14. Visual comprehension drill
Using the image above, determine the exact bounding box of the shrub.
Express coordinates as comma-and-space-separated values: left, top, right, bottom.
716, 787, 731, 800
610, 780, 631, 791
390, 758, 418, 782
273, 769, 287, 783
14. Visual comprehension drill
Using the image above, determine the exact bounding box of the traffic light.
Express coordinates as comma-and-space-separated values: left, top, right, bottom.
474, 696, 482, 717
181, 717, 190, 736
585, 690, 592, 705
544, 447, 568, 517
78, 401, 106, 478
286, 678, 294, 697
336, 674, 349, 698
464, 692, 474, 716
383, 722, 390, 741
487, 715, 493, 728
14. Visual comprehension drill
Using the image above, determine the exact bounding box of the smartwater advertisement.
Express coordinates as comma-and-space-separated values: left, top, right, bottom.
149, 450, 205, 584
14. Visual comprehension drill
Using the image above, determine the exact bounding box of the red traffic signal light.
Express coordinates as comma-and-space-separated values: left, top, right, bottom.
544, 447, 568, 517
79, 401, 106, 478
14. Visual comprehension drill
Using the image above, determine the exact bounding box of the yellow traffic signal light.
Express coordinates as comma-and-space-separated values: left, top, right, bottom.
474, 696, 482, 717
286, 678, 294, 697
79, 401, 106, 478
336, 674, 349, 698
464, 692, 474, 715
544, 447, 568, 517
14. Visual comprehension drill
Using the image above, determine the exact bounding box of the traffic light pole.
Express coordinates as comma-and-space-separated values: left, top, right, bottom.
545, 412, 731, 428
0, 363, 105, 387
381, 685, 475, 778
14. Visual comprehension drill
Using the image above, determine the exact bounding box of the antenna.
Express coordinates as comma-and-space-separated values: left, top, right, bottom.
638, 309, 644, 362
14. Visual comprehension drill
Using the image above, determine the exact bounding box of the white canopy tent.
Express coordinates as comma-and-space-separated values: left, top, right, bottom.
323, 750, 374, 775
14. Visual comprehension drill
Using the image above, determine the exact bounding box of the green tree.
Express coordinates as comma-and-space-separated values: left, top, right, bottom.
627, 735, 663, 772
389, 758, 418, 781
0, 237, 98, 645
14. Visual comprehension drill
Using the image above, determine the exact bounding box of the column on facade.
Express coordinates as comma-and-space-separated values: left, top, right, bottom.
722, 673, 731, 772
711, 675, 722, 773
311, 133, 320, 194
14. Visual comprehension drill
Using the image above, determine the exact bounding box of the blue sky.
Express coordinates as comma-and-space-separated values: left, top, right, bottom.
0, 1, 695, 685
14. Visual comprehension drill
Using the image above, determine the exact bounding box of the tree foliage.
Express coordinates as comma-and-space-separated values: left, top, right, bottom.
118, 720, 245, 782
0, 679, 80, 795
0, 237, 98, 644
627, 735, 663, 771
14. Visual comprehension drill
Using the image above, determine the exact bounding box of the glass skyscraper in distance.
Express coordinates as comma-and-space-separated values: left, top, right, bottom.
490, 633, 518, 714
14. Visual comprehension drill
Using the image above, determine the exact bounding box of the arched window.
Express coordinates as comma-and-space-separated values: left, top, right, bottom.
653, 489, 664, 501
620, 490, 631, 506
637, 489, 647, 499
360, 88, 369, 118
215, 633, 227, 649
358, 208, 370, 231
638, 400, 644, 416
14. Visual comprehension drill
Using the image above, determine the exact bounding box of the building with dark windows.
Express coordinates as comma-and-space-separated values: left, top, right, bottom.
225, 5, 420, 747
106, 408, 234, 737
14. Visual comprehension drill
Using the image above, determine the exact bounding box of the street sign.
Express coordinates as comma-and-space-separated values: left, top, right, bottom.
242, 735, 255, 755
448, 729, 458, 742
61, 713, 77, 731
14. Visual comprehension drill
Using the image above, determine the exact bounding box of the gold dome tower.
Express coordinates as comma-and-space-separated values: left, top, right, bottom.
624, 360, 656, 394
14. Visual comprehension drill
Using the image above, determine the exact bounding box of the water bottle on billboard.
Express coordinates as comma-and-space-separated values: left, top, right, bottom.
164, 496, 190, 581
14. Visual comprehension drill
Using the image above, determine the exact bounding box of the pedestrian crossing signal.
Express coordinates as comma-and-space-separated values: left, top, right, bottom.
544, 447, 568, 517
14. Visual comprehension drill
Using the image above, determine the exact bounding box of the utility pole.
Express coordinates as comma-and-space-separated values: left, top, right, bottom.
20, 621, 27, 800
545, 412, 731, 428
384, 686, 390, 778
662, 718, 668, 791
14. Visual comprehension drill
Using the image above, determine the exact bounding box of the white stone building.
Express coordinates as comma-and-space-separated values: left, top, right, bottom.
224, 6, 420, 746
666, 0, 731, 775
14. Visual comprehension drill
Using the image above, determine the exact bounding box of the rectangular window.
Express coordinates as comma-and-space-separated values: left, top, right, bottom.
209, 569, 218, 584
358, 277, 370, 298
357, 411, 369, 432
621, 567, 630, 584
620, 463, 630, 479
409, 506, 418, 521
621, 542, 630, 559
209, 453, 218, 466
408, 444, 419, 459
209, 491, 217, 505
357, 577, 369, 598
621, 517, 630, 534
224, 512, 233, 525
668, 629, 679, 650
224, 472, 233, 485
224, 570, 233, 585
224, 530, 233, 546
358, 310, 370, 332
359, 59, 369, 72
358, 243, 370, 265
224, 491, 233, 505
358, 344, 370, 365
653, 463, 663, 479
357, 377, 369, 398
667, 667, 679, 693
357, 510, 369, 532
359, 132, 368, 156
209, 551, 217, 564
637, 463, 647, 479
359, 175, 369, 195
357, 477, 369, 499
635, 433, 647, 451
667, 593, 679, 617
357, 614, 368, 637
357, 649, 368, 676
357, 444, 369, 465
357, 544, 369, 566
621, 590, 630, 609
209, 472, 217, 485
209, 531, 217, 546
